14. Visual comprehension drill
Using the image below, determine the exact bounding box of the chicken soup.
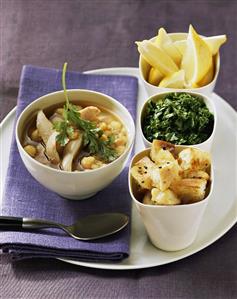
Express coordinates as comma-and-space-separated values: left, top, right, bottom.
22, 103, 128, 172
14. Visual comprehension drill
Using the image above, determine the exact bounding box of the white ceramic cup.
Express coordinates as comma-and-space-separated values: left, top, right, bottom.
16, 89, 135, 200
129, 147, 213, 251
139, 33, 220, 97
140, 91, 216, 152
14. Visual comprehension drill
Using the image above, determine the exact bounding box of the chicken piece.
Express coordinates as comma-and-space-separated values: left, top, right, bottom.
130, 156, 155, 189
170, 178, 207, 203
151, 188, 181, 205
35, 143, 51, 166
36, 110, 54, 144
45, 131, 60, 164
182, 170, 210, 180
49, 113, 64, 125
80, 106, 101, 121
150, 140, 175, 164
143, 191, 154, 205
61, 134, 83, 171
178, 148, 211, 172
150, 160, 180, 191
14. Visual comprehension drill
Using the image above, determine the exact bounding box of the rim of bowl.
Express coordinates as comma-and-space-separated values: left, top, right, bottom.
139, 90, 217, 148
139, 32, 220, 90
16, 89, 135, 175
128, 147, 214, 209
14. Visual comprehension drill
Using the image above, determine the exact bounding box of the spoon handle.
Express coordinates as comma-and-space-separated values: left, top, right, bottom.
0, 216, 59, 230
0, 216, 23, 229
22, 218, 59, 229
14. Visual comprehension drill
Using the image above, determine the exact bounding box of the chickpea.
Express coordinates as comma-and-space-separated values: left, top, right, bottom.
107, 117, 113, 123
116, 145, 125, 155
100, 116, 113, 124
56, 108, 64, 115
69, 129, 79, 140
115, 136, 127, 146
109, 121, 122, 131
104, 130, 112, 137
30, 129, 42, 142
100, 134, 108, 141
81, 156, 95, 169
99, 122, 107, 131
24, 145, 37, 157
121, 127, 127, 135
92, 160, 104, 169
91, 164, 99, 170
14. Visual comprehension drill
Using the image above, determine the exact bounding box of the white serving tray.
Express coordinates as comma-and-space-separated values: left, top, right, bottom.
0, 67, 236, 270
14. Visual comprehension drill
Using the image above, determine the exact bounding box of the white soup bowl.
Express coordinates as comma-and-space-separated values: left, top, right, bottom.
16, 89, 135, 200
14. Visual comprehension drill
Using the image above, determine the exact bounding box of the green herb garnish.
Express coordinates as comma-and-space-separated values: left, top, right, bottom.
142, 92, 214, 145
54, 62, 118, 162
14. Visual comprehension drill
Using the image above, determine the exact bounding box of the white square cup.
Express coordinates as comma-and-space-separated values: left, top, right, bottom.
139, 33, 220, 97
139, 91, 217, 152
129, 147, 213, 251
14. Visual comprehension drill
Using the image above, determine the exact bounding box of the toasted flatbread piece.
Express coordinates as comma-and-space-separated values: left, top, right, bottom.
178, 148, 211, 171
150, 161, 180, 191
182, 170, 209, 180
151, 148, 176, 166
135, 156, 155, 171
131, 156, 154, 189
150, 140, 175, 164
151, 188, 181, 205
170, 178, 207, 203
151, 140, 175, 152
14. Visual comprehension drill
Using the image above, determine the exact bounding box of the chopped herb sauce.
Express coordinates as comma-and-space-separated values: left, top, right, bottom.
142, 93, 214, 145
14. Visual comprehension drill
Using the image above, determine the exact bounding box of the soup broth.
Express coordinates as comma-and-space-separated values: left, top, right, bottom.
22, 102, 128, 172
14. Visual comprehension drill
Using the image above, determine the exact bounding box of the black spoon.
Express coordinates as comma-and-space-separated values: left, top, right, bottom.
0, 213, 129, 240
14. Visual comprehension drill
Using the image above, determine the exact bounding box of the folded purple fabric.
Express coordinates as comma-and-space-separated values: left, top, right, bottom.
0, 65, 138, 262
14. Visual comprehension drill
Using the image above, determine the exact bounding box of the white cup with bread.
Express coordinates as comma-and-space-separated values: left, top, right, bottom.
129, 140, 213, 251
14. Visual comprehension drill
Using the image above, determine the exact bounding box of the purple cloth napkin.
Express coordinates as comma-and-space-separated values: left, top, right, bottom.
0, 65, 138, 262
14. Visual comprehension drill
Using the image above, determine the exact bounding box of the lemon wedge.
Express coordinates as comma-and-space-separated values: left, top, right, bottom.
173, 40, 186, 56
155, 28, 182, 66
181, 25, 212, 86
148, 67, 163, 85
136, 40, 179, 76
188, 60, 214, 88
159, 70, 185, 88
197, 58, 214, 86
174, 34, 227, 56
204, 35, 227, 55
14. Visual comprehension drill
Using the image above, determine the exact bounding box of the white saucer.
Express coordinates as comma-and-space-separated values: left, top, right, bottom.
0, 67, 236, 270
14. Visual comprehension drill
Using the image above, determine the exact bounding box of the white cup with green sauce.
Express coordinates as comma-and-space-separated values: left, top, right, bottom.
140, 91, 216, 152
